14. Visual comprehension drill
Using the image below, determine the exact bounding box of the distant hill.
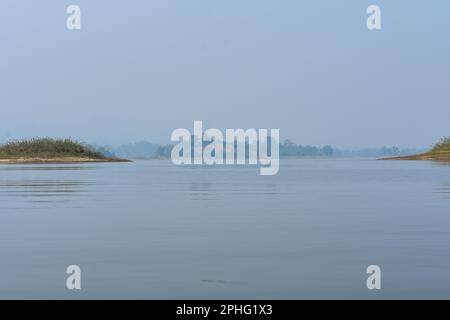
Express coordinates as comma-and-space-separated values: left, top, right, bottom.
112, 141, 160, 159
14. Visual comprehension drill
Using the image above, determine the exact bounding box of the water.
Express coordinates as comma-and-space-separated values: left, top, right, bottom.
0, 158, 449, 299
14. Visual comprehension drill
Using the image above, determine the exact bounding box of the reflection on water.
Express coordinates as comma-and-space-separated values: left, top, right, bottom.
431, 161, 450, 167
200, 279, 249, 286
435, 184, 450, 199
0, 165, 95, 209
0, 166, 95, 171
188, 182, 216, 201
1, 159, 450, 299
181, 175, 281, 201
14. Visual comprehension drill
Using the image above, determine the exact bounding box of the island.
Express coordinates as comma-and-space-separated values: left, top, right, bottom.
0, 138, 131, 164
380, 137, 450, 161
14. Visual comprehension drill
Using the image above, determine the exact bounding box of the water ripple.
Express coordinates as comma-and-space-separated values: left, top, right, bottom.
0, 179, 94, 209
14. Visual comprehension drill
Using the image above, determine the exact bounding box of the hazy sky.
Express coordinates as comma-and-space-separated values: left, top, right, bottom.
1, 1, 449, 148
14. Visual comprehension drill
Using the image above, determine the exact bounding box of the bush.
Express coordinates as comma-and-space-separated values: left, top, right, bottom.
0, 138, 106, 158
432, 137, 450, 152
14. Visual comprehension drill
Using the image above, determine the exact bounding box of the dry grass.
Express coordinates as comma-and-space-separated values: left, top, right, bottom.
431, 137, 450, 153
0, 138, 106, 159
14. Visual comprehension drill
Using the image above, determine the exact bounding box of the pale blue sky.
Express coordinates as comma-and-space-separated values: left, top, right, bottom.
1, 1, 449, 148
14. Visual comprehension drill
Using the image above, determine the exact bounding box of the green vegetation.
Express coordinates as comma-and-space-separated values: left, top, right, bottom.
431, 137, 450, 153
0, 138, 107, 159
380, 137, 450, 161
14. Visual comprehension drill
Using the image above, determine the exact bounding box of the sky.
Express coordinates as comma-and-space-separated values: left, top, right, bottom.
1, 0, 449, 148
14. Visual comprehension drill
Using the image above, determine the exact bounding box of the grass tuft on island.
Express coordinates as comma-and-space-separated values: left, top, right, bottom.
380, 137, 450, 161
0, 138, 130, 164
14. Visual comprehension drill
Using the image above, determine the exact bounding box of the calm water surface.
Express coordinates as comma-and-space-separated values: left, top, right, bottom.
0, 158, 450, 299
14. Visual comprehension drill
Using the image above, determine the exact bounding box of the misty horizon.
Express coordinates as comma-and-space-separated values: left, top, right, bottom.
0, 136, 431, 153
1, 1, 449, 149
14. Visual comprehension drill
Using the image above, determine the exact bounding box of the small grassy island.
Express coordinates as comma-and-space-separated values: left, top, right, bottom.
381, 137, 450, 161
0, 138, 130, 164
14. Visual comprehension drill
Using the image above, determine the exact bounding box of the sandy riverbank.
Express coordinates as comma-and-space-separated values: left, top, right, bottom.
380, 151, 450, 161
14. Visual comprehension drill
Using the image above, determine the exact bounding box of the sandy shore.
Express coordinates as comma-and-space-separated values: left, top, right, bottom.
0, 157, 131, 164
380, 151, 450, 161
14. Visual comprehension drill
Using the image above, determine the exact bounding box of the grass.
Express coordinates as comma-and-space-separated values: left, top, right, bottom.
380, 137, 450, 161
0, 138, 107, 159
431, 137, 450, 154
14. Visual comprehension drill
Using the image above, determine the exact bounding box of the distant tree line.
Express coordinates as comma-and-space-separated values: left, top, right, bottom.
85, 139, 426, 159
153, 139, 334, 158
279, 139, 333, 157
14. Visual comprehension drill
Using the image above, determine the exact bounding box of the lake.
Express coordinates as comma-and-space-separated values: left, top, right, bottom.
0, 158, 449, 299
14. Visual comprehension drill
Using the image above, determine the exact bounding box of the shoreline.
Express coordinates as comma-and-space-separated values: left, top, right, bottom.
0, 156, 131, 164
379, 151, 450, 161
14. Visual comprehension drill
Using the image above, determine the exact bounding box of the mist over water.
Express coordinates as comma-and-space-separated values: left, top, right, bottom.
1, 159, 450, 299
